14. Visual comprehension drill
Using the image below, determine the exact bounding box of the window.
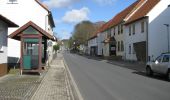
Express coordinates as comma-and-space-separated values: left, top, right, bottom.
8, 0, 18, 4
129, 44, 131, 54
118, 25, 120, 35
155, 55, 163, 63
132, 24, 135, 35
113, 28, 115, 36
107, 29, 111, 38
162, 55, 170, 62
118, 41, 120, 51
141, 21, 144, 33
129, 25, 131, 36
121, 24, 123, 34
132, 44, 136, 54
121, 41, 124, 51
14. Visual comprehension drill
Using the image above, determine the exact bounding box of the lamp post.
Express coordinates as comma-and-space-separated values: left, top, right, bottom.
164, 24, 170, 52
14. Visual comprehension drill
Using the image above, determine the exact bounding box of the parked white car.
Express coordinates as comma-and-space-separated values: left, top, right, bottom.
146, 53, 170, 80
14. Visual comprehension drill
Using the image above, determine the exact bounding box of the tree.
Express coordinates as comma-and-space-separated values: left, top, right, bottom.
72, 21, 96, 45
53, 44, 60, 53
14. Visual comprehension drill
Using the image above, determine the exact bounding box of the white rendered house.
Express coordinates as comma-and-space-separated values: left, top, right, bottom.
97, 0, 139, 58
88, 35, 98, 56
0, 0, 55, 65
0, 15, 18, 76
124, 0, 170, 62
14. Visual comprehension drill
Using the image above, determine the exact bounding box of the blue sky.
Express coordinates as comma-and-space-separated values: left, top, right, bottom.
42, 0, 136, 40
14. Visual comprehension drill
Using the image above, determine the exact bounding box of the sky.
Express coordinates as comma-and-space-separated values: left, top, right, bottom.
42, 0, 136, 40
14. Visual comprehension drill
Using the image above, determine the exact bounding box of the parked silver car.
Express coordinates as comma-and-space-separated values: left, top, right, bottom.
146, 53, 170, 80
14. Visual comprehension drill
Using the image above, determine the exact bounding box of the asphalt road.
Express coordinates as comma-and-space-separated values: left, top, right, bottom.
63, 53, 170, 100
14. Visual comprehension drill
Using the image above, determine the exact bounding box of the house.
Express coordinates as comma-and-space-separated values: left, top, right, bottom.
0, 0, 55, 66
88, 32, 98, 56
0, 15, 18, 76
87, 21, 105, 56
124, 0, 170, 62
97, 22, 111, 57
97, 1, 139, 58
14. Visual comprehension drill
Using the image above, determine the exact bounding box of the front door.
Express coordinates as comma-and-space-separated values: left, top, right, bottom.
23, 39, 39, 70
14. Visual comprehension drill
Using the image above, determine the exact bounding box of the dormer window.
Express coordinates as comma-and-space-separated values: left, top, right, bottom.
8, 0, 18, 4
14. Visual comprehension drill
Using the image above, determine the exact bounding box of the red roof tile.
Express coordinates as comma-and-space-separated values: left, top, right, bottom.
125, 0, 160, 25
98, 0, 139, 33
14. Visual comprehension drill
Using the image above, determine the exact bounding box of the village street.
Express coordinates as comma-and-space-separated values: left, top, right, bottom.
64, 52, 170, 100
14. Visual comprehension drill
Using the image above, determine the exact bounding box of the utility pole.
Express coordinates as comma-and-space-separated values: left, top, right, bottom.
164, 24, 170, 52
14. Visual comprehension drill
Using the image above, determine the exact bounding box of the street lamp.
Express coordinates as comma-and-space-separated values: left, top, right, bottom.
164, 24, 170, 52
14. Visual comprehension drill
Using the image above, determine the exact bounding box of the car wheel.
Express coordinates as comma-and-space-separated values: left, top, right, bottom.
166, 70, 170, 81
146, 66, 153, 76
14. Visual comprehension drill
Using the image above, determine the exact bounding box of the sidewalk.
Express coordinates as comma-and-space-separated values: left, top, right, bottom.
31, 53, 73, 100
0, 73, 45, 100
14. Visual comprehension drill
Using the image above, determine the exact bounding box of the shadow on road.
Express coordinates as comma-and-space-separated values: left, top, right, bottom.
132, 71, 170, 82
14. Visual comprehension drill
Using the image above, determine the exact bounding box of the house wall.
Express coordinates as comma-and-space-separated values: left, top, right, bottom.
147, 0, 170, 61
88, 37, 97, 55
125, 19, 147, 61
97, 32, 104, 56
0, 0, 53, 64
0, 20, 8, 76
111, 23, 125, 57
102, 31, 110, 57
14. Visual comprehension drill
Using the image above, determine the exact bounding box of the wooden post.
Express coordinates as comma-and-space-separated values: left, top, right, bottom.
38, 36, 42, 75
20, 37, 23, 75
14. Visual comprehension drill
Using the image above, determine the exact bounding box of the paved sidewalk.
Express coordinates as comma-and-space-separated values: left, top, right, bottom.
0, 73, 45, 100
31, 54, 72, 100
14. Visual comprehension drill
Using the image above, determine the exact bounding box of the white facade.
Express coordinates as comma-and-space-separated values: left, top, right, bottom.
88, 37, 97, 55
125, 0, 170, 62
111, 23, 125, 57
0, 20, 8, 64
147, 0, 170, 61
97, 32, 105, 56
0, 0, 54, 63
125, 19, 147, 61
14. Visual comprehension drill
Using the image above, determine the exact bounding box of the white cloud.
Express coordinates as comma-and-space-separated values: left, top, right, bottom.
43, 0, 79, 8
58, 30, 72, 39
62, 7, 90, 24
93, 0, 116, 5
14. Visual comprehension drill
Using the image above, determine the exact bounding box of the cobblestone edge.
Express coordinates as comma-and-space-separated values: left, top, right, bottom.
63, 58, 84, 100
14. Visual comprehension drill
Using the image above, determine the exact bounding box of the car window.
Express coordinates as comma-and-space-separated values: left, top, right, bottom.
155, 55, 163, 63
162, 55, 170, 62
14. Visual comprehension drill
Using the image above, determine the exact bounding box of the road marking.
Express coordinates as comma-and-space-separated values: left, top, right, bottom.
63, 58, 84, 100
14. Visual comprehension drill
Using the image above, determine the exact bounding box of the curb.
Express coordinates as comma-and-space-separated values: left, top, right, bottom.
63, 58, 84, 100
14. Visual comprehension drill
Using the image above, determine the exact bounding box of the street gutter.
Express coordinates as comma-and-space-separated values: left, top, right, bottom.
63, 57, 84, 100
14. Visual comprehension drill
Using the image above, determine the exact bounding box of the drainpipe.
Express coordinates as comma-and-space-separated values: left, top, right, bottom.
146, 17, 149, 62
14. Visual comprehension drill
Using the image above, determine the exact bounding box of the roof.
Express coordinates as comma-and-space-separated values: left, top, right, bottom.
35, 0, 49, 12
88, 21, 105, 40
99, 22, 111, 33
107, 0, 140, 28
98, 0, 139, 32
125, 0, 160, 25
0, 14, 19, 27
9, 21, 54, 40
